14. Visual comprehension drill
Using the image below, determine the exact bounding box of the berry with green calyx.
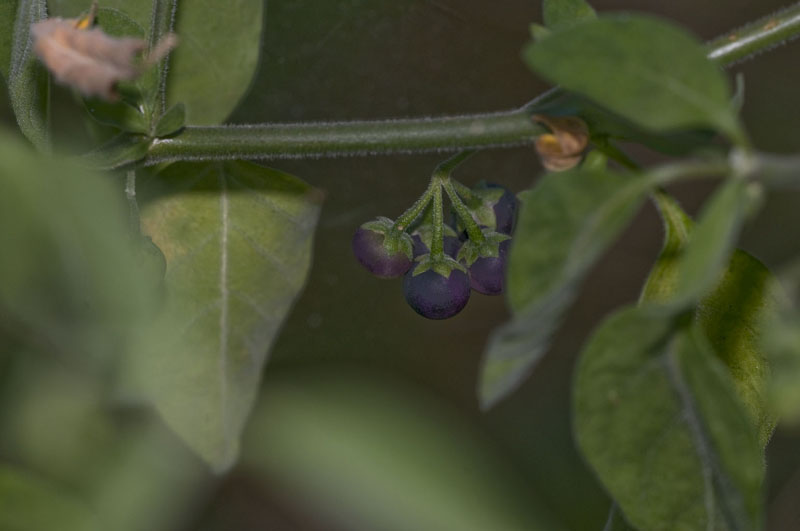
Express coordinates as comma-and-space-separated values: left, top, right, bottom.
352, 217, 414, 279
403, 255, 470, 319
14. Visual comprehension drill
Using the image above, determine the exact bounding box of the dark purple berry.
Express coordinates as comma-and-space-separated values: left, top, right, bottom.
352, 227, 412, 278
484, 183, 518, 235
469, 239, 510, 295
403, 266, 470, 319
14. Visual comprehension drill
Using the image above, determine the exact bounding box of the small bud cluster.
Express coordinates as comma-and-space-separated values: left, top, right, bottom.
352, 181, 518, 320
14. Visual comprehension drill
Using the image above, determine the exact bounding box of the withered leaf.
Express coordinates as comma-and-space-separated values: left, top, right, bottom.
31, 15, 175, 101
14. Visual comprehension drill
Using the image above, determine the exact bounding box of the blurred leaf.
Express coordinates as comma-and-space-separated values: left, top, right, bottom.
243, 367, 567, 531
134, 161, 322, 471
670, 179, 752, 307
764, 307, 800, 422
0, 464, 100, 531
574, 306, 764, 531
166, 0, 263, 124
642, 191, 778, 445
542, 0, 596, 30
0, 129, 157, 369
81, 132, 152, 170
0, 1, 16, 79
524, 15, 745, 144
153, 102, 184, 137
603, 504, 637, 531
84, 98, 149, 133
48, 0, 151, 29
8, 0, 49, 150
479, 168, 650, 408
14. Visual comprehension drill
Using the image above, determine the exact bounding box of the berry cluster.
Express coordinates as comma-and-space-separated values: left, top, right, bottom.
352, 174, 518, 320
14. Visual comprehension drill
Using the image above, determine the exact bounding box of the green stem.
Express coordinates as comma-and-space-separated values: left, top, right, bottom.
148, 0, 179, 119
707, 2, 800, 65
137, 3, 800, 164
442, 178, 485, 244
146, 112, 545, 163
431, 180, 445, 258
125, 170, 141, 235
394, 179, 437, 231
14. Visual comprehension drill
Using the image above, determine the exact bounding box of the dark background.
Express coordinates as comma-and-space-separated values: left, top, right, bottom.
3, 1, 800, 529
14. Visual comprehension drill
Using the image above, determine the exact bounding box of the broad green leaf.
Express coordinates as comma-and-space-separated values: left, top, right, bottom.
574, 306, 764, 531
642, 191, 778, 445
8, 0, 49, 150
542, 0, 596, 30
0, 1, 16, 78
0, 129, 157, 369
48, 0, 263, 125
166, 0, 263, 124
763, 307, 800, 422
243, 367, 567, 531
524, 15, 746, 144
135, 161, 322, 471
479, 168, 650, 408
0, 464, 100, 531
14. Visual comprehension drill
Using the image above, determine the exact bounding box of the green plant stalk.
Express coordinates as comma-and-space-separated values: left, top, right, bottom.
148, 0, 178, 119
431, 180, 445, 258
394, 179, 437, 231
141, 2, 800, 163
707, 2, 800, 65
146, 111, 544, 163
442, 178, 485, 244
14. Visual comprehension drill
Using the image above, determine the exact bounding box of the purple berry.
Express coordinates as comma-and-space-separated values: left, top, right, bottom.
352, 227, 412, 278
469, 239, 510, 295
403, 266, 470, 319
484, 183, 518, 235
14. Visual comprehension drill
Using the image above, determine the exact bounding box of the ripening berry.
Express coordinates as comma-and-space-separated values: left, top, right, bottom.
352, 227, 412, 278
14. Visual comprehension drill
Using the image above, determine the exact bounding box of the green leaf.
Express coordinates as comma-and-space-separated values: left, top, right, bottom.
763, 306, 800, 422
542, 0, 596, 30
153, 102, 185, 137
134, 161, 322, 471
479, 168, 650, 408
0, 129, 157, 369
524, 14, 746, 144
8, 0, 49, 150
0, 464, 100, 531
642, 191, 778, 445
574, 306, 764, 531
603, 504, 637, 531
670, 179, 752, 307
243, 367, 568, 531
81, 133, 152, 170
0, 1, 16, 79
166, 1, 263, 124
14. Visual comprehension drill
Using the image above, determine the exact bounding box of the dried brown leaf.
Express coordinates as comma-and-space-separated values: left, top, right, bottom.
31, 15, 176, 101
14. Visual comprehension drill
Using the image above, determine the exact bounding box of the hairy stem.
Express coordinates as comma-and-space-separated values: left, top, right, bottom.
443, 178, 485, 244
139, 3, 800, 163
431, 180, 445, 258
146, 111, 544, 163
707, 2, 800, 65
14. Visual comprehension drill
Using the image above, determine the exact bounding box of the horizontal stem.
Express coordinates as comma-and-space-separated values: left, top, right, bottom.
146, 112, 545, 164
707, 2, 800, 65
141, 2, 800, 164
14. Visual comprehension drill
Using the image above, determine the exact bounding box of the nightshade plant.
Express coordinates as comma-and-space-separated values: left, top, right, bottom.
4, 0, 800, 530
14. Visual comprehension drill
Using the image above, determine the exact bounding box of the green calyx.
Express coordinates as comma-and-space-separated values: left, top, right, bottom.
457, 229, 510, 267
361, 217, 414, 260
412, 254, 467, 277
